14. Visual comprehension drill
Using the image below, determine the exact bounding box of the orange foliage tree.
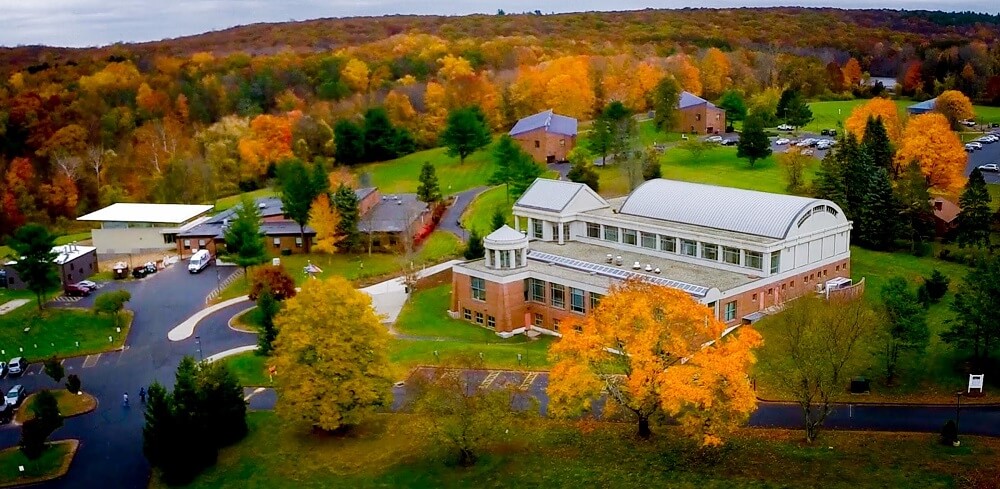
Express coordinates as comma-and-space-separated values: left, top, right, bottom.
843, 97, 902, 142
895, 113, 967, 193
669, 54, 702, 97
700, 48, 732, 99
238, 114, 293, 182
249, 265, 297, 301
933, 90, 975, 129
841, 58, 862, 87
546, 280, 762, 445
902, 62, 922, 93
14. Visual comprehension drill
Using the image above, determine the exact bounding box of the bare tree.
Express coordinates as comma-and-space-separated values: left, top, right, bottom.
52, 154, 82, 181
757, 295, 878, 442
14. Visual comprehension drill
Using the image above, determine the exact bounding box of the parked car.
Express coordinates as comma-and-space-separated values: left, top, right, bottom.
74, 280, 98, 291
143, 262, 158, 274
706, 135, 723, 143
775, 138, 790, 145
978, 164, 1000, 172
967, 142, 983, 150
721, 138, 738, 146
64, 283, 91, 297
5, 385, 25, 407
0, 361, 7, 378
961, 119, 976, 127
132, 267, 149, 279
777, 124, 794, 131
815, 140, 832, 150
0, 403, 13, 424
965, 144, 977, 152
7, 358, 26, 377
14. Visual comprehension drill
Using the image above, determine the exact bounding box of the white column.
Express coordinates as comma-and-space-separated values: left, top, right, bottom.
494, 249, 502, 269
514, 216, 520, 232
485, 248, 492, 268
558, 222, 564, 245
527, 218, 533, 238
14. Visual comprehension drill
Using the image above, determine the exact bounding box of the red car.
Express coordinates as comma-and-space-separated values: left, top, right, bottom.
64, 283, 91, 297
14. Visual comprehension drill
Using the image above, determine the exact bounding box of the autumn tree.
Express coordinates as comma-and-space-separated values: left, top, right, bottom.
955, 168, 992, 249
547, 280, 761, 444
878, 277, 929, 385
841, 58, 863, 88
942, 256, 1000, 363
248, 265, 296, 301
895, 113, 967, 193
416, 161, 442, 203
757, 296, 877, 442
652, 76, 681, 133
490, 135, 543, 204
778, 147, 810, 194
440, 106, 492, 164
700, 48, 732, 99
7, 224, 58, 310
273, 277, 393, 432
670, 54, 702, 96
222, 195, 267, 274
237, 114, 293, 184
736, 113, 772, 168
844, 97, 902, 143
309, 193, 342, 254
934, 90, 975, 130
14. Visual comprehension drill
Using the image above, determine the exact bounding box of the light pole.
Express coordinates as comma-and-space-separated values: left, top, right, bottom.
955, 391, 964, 442
195, 335, 203, 362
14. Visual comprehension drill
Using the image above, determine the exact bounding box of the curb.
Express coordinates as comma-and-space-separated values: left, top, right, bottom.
228, 306, 258, 333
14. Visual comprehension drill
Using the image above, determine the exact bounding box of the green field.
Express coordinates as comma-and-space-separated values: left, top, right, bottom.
212, 188, 278, 212
154, 411, 1000, 489
0, 441, 75, 487
803, 99, 1000, 133
0, 306, 129, 361
215, 231, 461, 302
356, 145, 497, 196
460, 186, 512, 236
15, 390, 97, 423
219, 352, 271, 387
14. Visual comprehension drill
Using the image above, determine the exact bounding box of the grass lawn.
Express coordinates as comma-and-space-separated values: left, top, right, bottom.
577, 118, 682, 152
154, 411, 1000, 489
597, 145, 817, 197
803, 99, 1000, 133
15, 390, 98, 424
214, 231, 461, 302
219, 352, 271, 387
460, 186, 512, 235
212, 188, 277, 212
0, 440, 76, 487
356, 145, 496, 196
755, 246, 983, 404
0, 307, 129, 361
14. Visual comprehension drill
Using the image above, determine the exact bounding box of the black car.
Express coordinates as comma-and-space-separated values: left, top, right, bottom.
132, 267, 149, 279
820, 129, 830, 136
0, 403, 13, 424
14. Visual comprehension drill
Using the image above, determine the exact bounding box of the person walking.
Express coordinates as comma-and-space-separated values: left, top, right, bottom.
123, 392, 129, 407
138, 387, 146, 404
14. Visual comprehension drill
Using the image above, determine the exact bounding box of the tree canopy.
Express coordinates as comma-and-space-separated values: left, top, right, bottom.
223, 195, 268, 271
440, 106, 492, 163
736, 113, 772, 168
6, 224, 58, 310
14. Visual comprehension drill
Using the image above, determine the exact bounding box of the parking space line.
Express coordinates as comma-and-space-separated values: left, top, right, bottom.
82, 353, 101, 368
480, 371, 500, 389
519, 372, 539, 390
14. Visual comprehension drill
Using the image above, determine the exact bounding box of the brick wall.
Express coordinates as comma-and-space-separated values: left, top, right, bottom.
677, 105, 727, 134
511, 128, 576, 163
718, 257, 851, 326
59, 250, 98, 285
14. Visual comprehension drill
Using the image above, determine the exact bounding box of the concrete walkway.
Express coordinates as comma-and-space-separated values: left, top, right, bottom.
205, 344, 258, 362
168, 295, 251, 341
0, 299, 29, 315
362, 259, 461, 324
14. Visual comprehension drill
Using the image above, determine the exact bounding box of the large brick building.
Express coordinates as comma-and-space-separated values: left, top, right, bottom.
451, 178, 858, 336
508, 109, 578, 163
677, 91, 726, 134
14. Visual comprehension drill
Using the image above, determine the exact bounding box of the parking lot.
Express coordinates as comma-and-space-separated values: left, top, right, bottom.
965, 132, 1000, 183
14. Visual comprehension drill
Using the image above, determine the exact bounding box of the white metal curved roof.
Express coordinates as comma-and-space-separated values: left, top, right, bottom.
485, 225, 527, 244
618, 179, 831, 239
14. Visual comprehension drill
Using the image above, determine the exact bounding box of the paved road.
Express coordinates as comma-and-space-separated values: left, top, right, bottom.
548, 161, 570, 180
0, 262, 238, 489
438, 186, 488, 240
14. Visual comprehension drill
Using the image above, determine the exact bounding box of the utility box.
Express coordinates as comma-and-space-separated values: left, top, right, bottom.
850, 376, 870, 395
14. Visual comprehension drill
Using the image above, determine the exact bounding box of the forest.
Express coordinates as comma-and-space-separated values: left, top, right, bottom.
2, 7, 1000, 238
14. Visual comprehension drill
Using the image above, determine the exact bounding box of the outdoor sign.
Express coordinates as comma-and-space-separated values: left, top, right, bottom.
968, 374, 985, 393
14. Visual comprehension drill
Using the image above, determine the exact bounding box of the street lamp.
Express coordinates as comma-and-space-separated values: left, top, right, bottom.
195, 335, 203, 362
955, 391, 964, 442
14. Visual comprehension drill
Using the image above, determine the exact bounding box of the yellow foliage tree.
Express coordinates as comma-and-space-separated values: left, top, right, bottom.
417, 81, 449, 146
438, 54, 474, 81
841, 57, 862, 87
700, 48, 732, 98
342, 58, 371, 94
896, 112, 968, 193
384, 90, 417, 131
843, 97, 902, 142
308, 193, 342, 254
272, 277, 393, 432
671, 54, 702, 97
237, 114, 293, 182
547, 280, 762, 444
934, 89, 975, 130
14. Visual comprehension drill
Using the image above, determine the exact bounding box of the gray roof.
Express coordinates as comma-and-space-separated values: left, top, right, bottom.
208, 196, 286, 224
514, 179, 607, 213
485, 225, 527, 244
678, 91, 715, 110
261, 221, 315, 236
618, 179, 826, 239
508, 110, 578, 137
908, 97, 936, 113
355, 187, 377, 201
358, 194, 429, 233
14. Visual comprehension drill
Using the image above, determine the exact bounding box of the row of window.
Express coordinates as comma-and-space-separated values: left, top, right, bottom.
531, 220, 570, 240
585, 222, 778, 272
462, 308, 496, 328
181, 237, 304, 249
524, 278, 601, 313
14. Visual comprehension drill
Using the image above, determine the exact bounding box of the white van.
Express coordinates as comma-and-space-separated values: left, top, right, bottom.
188, 250, 212, 274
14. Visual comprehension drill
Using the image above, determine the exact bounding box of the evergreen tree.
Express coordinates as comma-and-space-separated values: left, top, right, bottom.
440, 106, 492, 163
861, 116, 895, 177
197, 361, 249, 447
333, 119, 365, 165
784, 92, 814, 128
858, 166, 898, 250
955, 168, 992, 248
29, 390, 62, 428
311, 160, 330, 198
942, 256, 1000, 362
736, 113, 772, 168
257, 288, 279, 355
718, 90, 748, 129
895, 161, 935, 251
281, 160, 319, 252
223, 195, 268, 272
362, 107, 414, 161
142, 382, 174, 469
6, 224, 58, 311
490, 208, 507, 231
587, 116, 612, 164
652, 77, 681, 132
878, 277, 929, 384
464, 229, 485, 260
603, 101, 636, 161
839, 133, 866, 221
567, 160, 600, 192
641, 150, 662, 181
776, 88, 797, 119
812, 151, 848, 213
332, 184, 360, 251
490, 135, 543, 203
416, 161, 442, 203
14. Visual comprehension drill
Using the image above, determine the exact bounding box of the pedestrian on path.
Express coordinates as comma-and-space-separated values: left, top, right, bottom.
139, 387, 146, 404
123, 392, 129, 407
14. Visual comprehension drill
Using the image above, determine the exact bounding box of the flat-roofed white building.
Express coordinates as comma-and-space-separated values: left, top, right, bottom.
77, 203, 214, 254
451, 178, 859, 336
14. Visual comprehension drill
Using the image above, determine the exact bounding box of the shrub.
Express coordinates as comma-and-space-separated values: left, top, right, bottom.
249, 265, 296, 301
940, 419, 958, 445
922, 270, 950, 302
19, 418, 57, 460
65, 374, 81, 394
44, 356, 65, 383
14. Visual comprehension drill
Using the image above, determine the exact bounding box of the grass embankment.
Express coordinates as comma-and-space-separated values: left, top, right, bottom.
214, 231, 461, 302
357, 145, 497, 196
212, 188, 278, 212
15, 390, 98, 424
754, 246, 990, 404
154, 411, 1000, 489
0, 440, 77, 488
0, 307, 130, 361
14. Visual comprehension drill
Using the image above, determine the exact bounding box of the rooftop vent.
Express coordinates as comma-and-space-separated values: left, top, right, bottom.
654, 268, 661, 274
605, 254, 613, 264
614, 256, 623, 266
258, 203, 266, 209
632, 261, 641, 270
396, 200, 402, 205
644, 264, 652, 272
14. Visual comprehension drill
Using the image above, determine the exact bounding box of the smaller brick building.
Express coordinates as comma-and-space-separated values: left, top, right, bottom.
1, 244, 97, 290
509, 110, 578, 163
677, 91, 726, 134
